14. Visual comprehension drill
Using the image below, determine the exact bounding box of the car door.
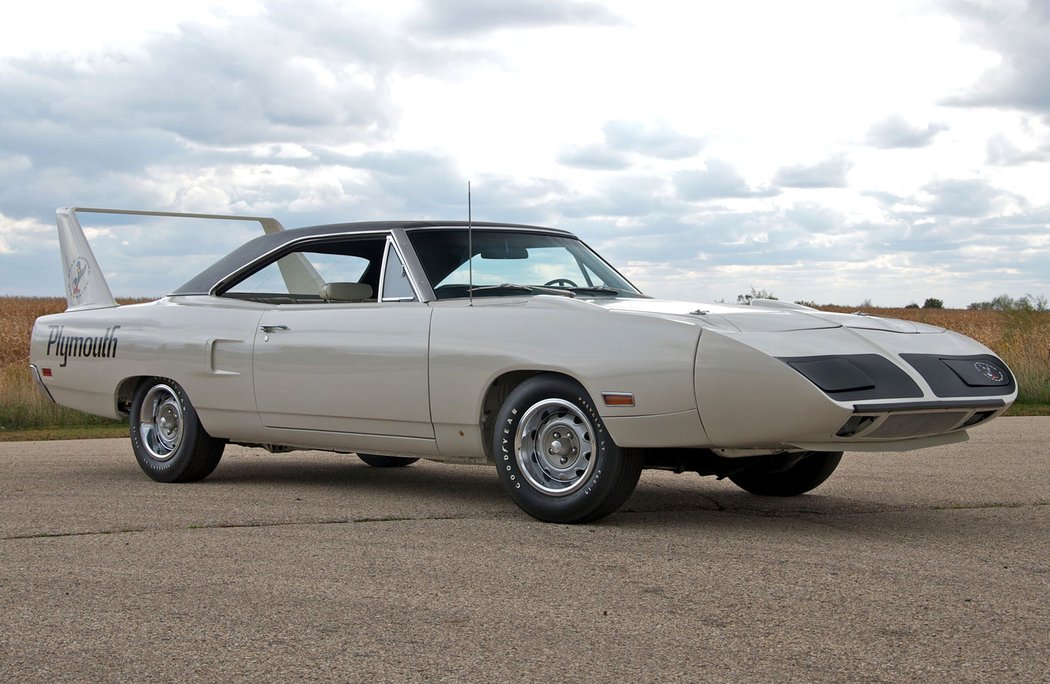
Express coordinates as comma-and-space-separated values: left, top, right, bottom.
244, 235, 433, 438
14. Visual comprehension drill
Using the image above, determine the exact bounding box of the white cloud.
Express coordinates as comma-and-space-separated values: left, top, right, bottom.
0, 213, 52, 254
674, 160, 775, 201
409, 0, 623, 36
557, 144, 631, 171
865, 115, 948, 149
0, 0, 1047, 307
773, 156, 852, 189
985, 133, 1050, 165
946, 0, 1050, 115
0, 1, 267, 59
0, 154, 32, 175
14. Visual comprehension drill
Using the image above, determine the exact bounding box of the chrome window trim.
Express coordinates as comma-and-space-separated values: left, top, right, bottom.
402, 227, 645, 300
389, 228, 436, 302
574, 236, 646, 297
210, 230, 391, 298
378, 237, 423, 303
207, 224, 584, 302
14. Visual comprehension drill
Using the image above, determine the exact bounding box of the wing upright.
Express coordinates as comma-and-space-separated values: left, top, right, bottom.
54, 207, 322, 310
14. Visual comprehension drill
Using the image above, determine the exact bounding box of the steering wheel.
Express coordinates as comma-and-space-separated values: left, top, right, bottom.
543, 278, 579, 288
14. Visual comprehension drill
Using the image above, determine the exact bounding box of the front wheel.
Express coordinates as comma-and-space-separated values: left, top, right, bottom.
494, 375, 643, 523
130, 378, 225, 483
728, 451, 842, 496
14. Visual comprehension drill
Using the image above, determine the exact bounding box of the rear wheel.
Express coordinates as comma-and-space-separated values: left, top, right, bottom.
494, 374, 643, 523
357, 453, 419, 468
129, 378, 225, 483
728, 451, 842, 496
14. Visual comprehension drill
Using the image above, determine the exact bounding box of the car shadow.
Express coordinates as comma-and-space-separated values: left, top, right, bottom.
190, 453, 988, 538
199, 454, 510, 511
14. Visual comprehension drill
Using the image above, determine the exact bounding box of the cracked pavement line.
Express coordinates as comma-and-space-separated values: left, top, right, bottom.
0, 513, 483, 541
5, 501, 1044, 542
624, 499, 1049, 518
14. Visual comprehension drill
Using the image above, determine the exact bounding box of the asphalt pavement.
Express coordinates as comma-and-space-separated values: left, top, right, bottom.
1, 417, 1047, 683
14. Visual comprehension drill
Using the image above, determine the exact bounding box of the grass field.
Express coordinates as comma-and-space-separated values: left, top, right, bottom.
0, 297, 132, 436
1, 296, 1047, 440
820, 304, 1050, 408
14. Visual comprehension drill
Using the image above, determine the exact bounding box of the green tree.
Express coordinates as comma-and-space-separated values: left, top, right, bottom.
737, 286, 777, 304
968, 294, 1048, 312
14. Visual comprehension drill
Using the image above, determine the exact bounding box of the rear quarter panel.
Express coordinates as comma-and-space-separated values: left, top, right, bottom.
30, 297, 265, 438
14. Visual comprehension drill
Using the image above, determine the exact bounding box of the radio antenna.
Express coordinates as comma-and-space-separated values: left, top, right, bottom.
468, 180, 473, 308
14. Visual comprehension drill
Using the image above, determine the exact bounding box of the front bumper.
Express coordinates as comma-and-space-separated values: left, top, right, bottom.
694, 327, 1016, 450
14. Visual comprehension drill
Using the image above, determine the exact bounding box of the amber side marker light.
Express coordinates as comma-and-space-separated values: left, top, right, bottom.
602, 392, 635, 407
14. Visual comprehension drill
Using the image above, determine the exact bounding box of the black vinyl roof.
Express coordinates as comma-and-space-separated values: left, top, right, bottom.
171, 220, 572, 295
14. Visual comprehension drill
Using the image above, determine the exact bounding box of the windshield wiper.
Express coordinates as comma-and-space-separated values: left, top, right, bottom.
567, 286, 622, 297
468, 284, 576, 297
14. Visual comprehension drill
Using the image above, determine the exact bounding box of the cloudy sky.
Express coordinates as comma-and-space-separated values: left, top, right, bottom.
1, 0, 1047, 306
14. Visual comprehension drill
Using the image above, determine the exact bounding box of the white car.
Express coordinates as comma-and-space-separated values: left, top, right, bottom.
30, 208, 1017, 522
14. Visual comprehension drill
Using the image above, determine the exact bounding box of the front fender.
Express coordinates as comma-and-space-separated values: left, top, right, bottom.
428, 299, 703, 458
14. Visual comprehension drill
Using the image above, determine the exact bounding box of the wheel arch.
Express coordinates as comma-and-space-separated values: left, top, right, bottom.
115, 375, 152, 418
117, 375, 224, 438
479, 369, 586, 461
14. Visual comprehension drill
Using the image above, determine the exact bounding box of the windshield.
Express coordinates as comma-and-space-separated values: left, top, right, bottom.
406, 229, 644, 300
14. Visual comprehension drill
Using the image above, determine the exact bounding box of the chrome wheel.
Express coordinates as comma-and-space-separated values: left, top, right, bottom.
495, 375, 643, 523
137, 384, 184, 461
515, 398, 595, 496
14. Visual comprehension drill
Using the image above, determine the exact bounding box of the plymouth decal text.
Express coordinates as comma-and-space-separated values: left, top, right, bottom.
46, 325, 120, 367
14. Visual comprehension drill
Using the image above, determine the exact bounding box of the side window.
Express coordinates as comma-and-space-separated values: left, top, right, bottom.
222, 236, 387, 304
309, 253, 371, 283
381, 242, 417, 302
228, 260, 292, 296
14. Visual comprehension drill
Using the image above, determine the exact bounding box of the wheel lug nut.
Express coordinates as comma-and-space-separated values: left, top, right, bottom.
559, 457, 568, 465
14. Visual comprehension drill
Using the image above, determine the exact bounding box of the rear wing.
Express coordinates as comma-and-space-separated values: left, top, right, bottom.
56, 207, 321, 311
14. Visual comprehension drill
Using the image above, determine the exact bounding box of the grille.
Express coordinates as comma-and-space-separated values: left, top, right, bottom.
867, 412, 968, 439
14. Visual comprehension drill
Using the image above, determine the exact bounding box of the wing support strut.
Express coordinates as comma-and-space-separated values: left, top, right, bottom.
56, 207, 320, 311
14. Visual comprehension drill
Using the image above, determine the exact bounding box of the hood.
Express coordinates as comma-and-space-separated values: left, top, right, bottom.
595, 298, 944, 334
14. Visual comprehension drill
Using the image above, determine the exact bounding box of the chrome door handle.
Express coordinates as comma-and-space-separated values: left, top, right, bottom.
260, 324, 290, 333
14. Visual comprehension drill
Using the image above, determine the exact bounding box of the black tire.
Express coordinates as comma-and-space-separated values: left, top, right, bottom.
357, 453, 420, 468
728, 451, 842, 496
129, 378, 225, 483
493, 374, 643, 523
